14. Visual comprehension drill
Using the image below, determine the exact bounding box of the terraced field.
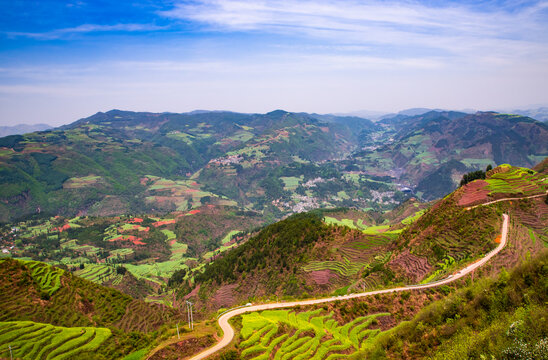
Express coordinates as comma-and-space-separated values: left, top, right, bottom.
20, 260, 64, 296
0, 258, 133, 328
486, 165, 548, 196
0, 321, 111, 360
303, 258, 367, 277
303, 231, 394, 280
238, 309, 389, 360
75, 264, 123, 285
116, 300, 177, 333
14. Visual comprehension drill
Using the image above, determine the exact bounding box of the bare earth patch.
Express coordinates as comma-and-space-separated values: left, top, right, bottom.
388, 249, 432, 283
212, 284, 237, 308
457, 180, 490, 206
308, 269, 338, 285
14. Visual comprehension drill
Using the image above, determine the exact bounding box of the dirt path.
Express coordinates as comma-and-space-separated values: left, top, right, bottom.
466, 191, 548, 210
188, 213, 510, 360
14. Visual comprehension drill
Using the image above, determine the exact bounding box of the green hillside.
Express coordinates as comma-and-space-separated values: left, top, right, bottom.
2, 109, 546, 223
353, 249, 548, 359
0, 258, 181, 359
0, 110, 368, 222
355, 111, 548, 200
183, 163, 548, 316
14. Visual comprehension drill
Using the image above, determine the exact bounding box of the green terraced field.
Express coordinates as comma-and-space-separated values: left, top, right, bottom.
323, 217, 402, 236
401, 209, 426, 225
109, 248, 134, 257
347, 234, 394, 250
60, 240, 101, 256
238, 309, 390, 359
161, 229, 176, 241
323, 217, 364, 230
486, 165, 548, 195
280, 176, 302, 191
125, 258, 191, 285
19, 260, 63, 296
0, 321, 111, 360
75, 264, 122, 285
303, 257, 368, 277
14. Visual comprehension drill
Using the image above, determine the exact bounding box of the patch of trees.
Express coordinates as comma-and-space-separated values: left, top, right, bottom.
459, 164, 493, 187
194, 212, 328, 285
168, 268, 187, 287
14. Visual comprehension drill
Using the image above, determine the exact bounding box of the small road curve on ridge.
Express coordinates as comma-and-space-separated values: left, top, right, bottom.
465, 191, 548, 210
188, 213, 510, 360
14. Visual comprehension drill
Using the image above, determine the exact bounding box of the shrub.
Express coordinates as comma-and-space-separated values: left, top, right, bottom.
219, 349, 239, 360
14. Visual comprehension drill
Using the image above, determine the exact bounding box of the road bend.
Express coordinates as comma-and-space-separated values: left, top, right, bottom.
466, 191, 548, 210
188, 213, 509, 360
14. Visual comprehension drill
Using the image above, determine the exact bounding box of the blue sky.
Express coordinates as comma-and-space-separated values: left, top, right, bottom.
1, 0, 547, 126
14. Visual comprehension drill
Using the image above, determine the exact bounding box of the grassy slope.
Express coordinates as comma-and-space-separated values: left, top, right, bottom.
357, 111, 548, 201
0, 110, 359, 222
0, 258, 181, 359
353, 249, 548, 360
186, 163, 547, 315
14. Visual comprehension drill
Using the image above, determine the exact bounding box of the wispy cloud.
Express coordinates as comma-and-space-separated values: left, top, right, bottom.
159, 0, 548, 61
5, 23, 168, 39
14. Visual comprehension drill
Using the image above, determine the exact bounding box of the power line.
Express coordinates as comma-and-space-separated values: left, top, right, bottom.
186, 301, 194, 330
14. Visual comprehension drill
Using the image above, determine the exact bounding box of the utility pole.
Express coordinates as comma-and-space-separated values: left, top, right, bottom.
176, 322, 180, 339
9, 344, 12, 360
186, 301, 194, 330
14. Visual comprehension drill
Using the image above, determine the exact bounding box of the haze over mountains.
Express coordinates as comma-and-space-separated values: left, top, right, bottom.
0, 108, 546, 222
0, 123, 52, 137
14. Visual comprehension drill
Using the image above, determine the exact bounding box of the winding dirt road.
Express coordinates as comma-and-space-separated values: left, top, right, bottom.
466, 191, 548, 210
188, 213, 509, 360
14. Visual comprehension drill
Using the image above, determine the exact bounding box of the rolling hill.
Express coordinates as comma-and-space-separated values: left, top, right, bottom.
0, 258, 182, 359
0, 110, 372, 222
355, 111, 548, 200
183, 162, 547, 318
1, 109, 547, 223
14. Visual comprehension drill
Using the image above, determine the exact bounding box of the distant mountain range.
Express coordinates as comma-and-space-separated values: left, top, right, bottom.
0, 109, 547, 221
339, 106, 548, 123
0, 123, 52, 137
508, 107, 548, 122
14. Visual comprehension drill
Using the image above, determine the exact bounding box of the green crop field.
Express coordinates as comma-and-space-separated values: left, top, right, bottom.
0, 321, 111, 360
125, 258, 191, 285
19, 260, 63, 296
280, 176, 302, 191
323, 217, 364, 230
74, 264, 122, 285
303, 257, 368, 277
161, 229, 176, 241
238, 309, 390, 359
228, 130, 254, 142
485, 165, 548, 195
401, 209, 426, 225
221, 230, 241, 244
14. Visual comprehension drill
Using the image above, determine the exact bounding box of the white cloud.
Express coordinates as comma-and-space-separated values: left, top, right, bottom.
5, 23, 168, 39
160, 0, 548, 62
